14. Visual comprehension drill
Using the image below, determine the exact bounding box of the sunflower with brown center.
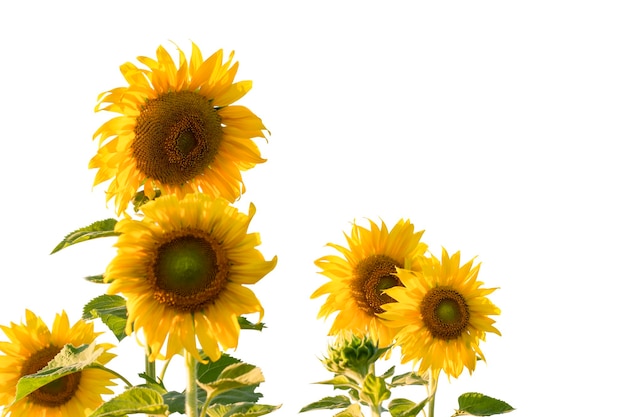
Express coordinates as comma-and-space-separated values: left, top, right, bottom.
90, 42, 268, 215
0, 310, 116, 417
311, 219, 427, 347
380, 249, 501, 379
104, 193, 277, 362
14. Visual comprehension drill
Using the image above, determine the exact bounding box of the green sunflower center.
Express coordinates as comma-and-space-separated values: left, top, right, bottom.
21, 345, 81, 407
150, 229, 229, 311
420, 287, 470, 340
132, 91, 223, 185
352, 254, 403, 315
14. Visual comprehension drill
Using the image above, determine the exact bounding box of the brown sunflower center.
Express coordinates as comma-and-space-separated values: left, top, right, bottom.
132, 91, 223, 185
352, 255, 403, 315
150, 229, 229, 311
420, 287, 470, 340
21, 345, 81, 407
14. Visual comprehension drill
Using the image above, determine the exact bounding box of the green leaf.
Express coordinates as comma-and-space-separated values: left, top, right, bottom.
50, 218, 118, 254
359, 374, 390, 407
300, 395, 352, 412
82, 294, 128, 341
89, 386, 168, 416
14, 343, 106, 403
213, 403, 281, 417
333, 403, 363, 417
162, 390, 186, 414
198, 363, 265, 404
389, 371, 427, 387
388, 398, 429, 417
238, 316, 265, 331
457, 393, 515, 416
162, 390, 206, 415
205, 403, 280, 417
198, 353, 243, 384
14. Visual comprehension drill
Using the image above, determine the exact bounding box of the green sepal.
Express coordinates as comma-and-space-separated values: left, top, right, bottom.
238, 316, 265, 331
82, 294, 128, 341
89, 386, 168, 417
198, 362, 265, 404
380, 365, 395, 380
314, 375, 360, 391
299, 395, 352, 413
456, 393, 515, 416
388, 398, 429, 417
205, 403, 281, 417
389, 371, 427, 387
333, 403, 364, 417
50, 218, 118, 254
132, 189, 161, 212
85, 274, 105, 283
14, 343, 107, 403
359, 373, 390, 408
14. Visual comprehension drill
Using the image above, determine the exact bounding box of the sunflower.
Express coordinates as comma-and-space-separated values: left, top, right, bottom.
0, 310, 116, 417
104, 192, 277, 362
90, 42, 268, 215
311, 219, 427, 347
380, 248, 501, 379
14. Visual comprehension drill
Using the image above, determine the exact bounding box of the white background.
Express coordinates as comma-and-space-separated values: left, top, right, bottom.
1, 1, 625, 416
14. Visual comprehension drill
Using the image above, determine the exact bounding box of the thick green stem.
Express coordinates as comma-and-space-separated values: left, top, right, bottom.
145, 351, 159, 417
427, 369, 439, 417
185, 350, 199, 417
145, 353, 156, 381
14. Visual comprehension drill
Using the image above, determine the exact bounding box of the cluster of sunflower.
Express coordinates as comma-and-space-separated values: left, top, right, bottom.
0, 43, 278, 417
305, 219, 512, 417
0, 42, 512, 417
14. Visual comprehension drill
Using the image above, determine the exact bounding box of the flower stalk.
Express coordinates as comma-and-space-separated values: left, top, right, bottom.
426, 368, 439, 417
185, 349, 199, 417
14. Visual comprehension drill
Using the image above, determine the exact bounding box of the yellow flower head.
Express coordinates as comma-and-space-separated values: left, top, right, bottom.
381, 248, 501, 379
90, 42, 268, 215
0, 310, 116, 417
104, 193, 277, 362
312, 219, 427, 347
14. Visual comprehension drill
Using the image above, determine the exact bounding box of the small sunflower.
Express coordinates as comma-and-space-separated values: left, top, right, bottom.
311, 219, 427, 347
104, 192, 277, 362
0, 310, 116, 417
381, 248, 501, 379
90, 42, 268, 215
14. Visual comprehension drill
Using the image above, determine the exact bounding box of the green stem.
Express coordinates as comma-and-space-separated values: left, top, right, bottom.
159, 356, 173, 382
185, 350, 199, 417
101, 366, 134, 388
427, 369, 439, 417
145, 351, 158, 417
145, 352, 156, 381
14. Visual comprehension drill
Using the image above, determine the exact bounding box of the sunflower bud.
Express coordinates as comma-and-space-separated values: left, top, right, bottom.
322, 334, 389, 378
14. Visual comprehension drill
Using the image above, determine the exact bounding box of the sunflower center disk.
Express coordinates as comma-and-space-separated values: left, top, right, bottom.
152, 231, 229, 311
21, 345, 81, 407
132, 91, 223, 185
420, 287, 470, 340
353, 255, 402, 315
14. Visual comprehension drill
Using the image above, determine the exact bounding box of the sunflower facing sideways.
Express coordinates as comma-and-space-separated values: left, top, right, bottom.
312, 219, 427, 348
90, 42, 268, 215
0, 310, 116, 417
380, 248, 501, 379
104, 192, 277, 363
